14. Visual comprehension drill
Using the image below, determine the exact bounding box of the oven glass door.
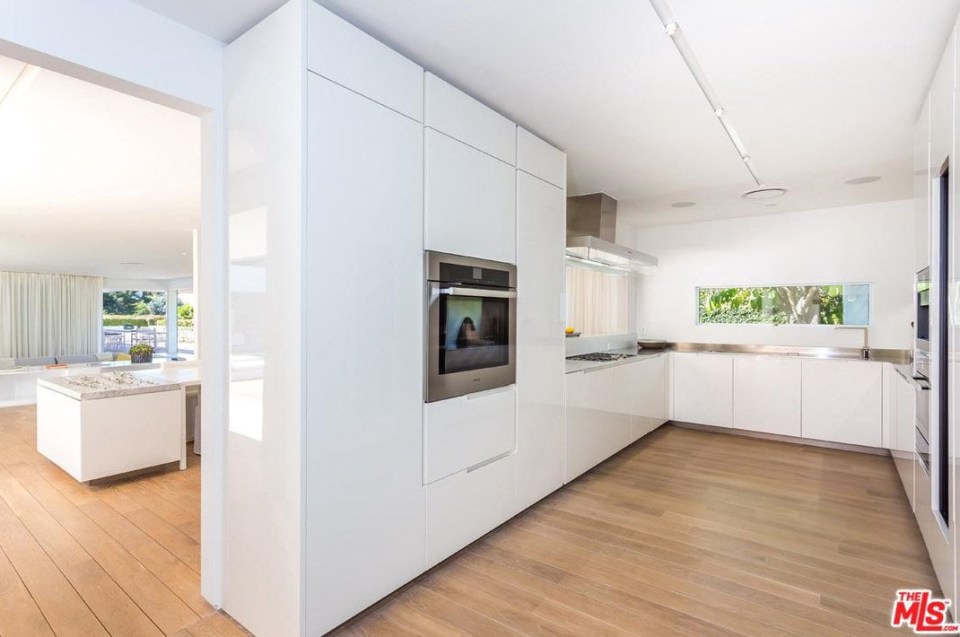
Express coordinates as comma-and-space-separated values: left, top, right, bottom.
427, 284, 516, 402
440, 290, 510, 375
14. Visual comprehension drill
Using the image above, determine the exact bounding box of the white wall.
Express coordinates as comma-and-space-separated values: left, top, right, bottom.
631, 199, 916, 350
0, 0, 227, 606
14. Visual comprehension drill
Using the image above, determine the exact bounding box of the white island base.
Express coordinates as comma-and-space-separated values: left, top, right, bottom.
37, 382, 182, 482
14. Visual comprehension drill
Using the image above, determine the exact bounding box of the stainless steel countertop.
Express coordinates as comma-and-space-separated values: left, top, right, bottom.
565, 342, 913, 374
670, 342, 911, 364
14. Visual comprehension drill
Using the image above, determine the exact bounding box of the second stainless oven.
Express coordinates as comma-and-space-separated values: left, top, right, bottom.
426, 251, 517, 403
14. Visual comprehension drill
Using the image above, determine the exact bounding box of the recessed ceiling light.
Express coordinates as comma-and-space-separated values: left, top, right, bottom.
845, 176, 881, 185
120, 261, 144, 266
741, 187, 787, 200
671, 201, 696, 208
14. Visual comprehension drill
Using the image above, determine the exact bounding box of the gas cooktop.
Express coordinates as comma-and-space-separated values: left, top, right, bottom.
566, 352, 637, 362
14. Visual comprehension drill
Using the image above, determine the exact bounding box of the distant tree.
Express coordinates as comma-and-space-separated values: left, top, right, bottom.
103, 290, 167, 315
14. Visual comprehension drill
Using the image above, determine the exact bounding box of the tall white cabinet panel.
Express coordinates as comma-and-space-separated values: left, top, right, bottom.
307, 2, 423, 121
565, 367, 632, 482
629, 355, 668, 440
304, 73, 426, 634
800, 360, 882, 447
732, 356, 801, 437
424, 386, 516, 484
672, 353, 733, 428
517, 128, 565, 189
425, 129, 517, 263
515, 170, 565, 511
916, 97, 931, 272
424, 73, 516, 164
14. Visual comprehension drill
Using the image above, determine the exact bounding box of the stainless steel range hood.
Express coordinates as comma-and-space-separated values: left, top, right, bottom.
566, 193, 658, 272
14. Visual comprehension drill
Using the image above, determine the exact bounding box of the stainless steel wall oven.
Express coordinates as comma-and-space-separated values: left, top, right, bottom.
425, 251, 517, 403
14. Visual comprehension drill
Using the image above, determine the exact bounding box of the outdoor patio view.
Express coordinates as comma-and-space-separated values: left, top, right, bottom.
102, 289, 196, 357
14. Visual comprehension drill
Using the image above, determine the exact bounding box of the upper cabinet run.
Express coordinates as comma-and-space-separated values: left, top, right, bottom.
307, 2, 423, 121
425, 73, 516, 164
517, 127, 566, 189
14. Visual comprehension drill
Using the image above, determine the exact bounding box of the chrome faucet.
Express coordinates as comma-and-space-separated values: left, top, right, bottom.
835, 326, 870, 359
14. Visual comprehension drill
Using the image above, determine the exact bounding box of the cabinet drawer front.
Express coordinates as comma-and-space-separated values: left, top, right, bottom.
425, 386, 517, 483
425, 73, 516, 164
308, 3, 423, 121
517, 128, 565, 188
426, 453, 514, 567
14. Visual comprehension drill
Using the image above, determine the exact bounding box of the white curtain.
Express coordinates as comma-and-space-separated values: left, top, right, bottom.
0, 271, 103, 358
566, 266, 630, 336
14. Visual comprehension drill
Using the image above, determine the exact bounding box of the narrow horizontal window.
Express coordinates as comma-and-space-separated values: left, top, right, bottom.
697, 284, 870, 326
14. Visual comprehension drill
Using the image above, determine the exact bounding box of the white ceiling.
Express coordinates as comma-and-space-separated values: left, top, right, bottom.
129, 0, 958, 228
0, 55, 200, 279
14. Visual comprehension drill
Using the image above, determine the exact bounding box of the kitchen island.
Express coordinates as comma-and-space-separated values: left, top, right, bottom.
36, 371, 185, 482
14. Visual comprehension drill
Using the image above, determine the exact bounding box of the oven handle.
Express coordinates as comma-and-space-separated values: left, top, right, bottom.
437, 286, 517, 299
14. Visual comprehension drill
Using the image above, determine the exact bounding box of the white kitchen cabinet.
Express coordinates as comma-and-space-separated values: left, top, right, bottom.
672, 353, 734, 428
515, 169, 565, 511
517, 127, 565, 189
622, 355, 668, 441
304, 71, 426, 634
565, 367, 632, 482
425, 73, 516, 164
307, 1, 423, 121
425, 129, 517, 263
732, 356, 801, 437
426, 452, 515, 568
424, 385, 516, 484
801, 359, 882, 447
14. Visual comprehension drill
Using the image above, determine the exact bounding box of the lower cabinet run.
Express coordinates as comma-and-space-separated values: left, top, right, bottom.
565, 355, 668, 482
801, 359, 882, 447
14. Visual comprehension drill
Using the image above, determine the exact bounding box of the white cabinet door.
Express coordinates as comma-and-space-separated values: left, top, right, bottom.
733, 356, 801, 437
565, 367, 632, 482
517, 128, 565, 189
672, 353, 733, 427
425, 129, 516, 263
893, 370, 916, 511
304, 74, 425, 633
307, 2, 423, 121
801, 360, 882, 447
622, 355, 667, 441
424, 385, 516, 484
515, 172, 565, 511
425, 73, 516, 164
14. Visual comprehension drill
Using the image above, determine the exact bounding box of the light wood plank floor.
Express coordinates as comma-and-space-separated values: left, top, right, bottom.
332, 425, 937, 637
2, 406, 937, 636
0, 405, 249, 636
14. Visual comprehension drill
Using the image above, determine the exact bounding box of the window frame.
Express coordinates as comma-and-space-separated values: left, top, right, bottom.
694, 282, 872, 327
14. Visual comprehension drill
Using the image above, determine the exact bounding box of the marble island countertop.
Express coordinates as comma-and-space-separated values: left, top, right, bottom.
38, 371, 182, 401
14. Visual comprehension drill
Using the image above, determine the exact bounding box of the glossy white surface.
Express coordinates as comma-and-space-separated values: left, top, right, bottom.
36, 385, 181, 482
732, 356, 801, 437
565, 366, 632, 482
304, 65, 426, 633
223, 2, 303, 635
424, 128, 517, 263
307, 1, 423, 121
893, 368, 917, 511
515, 169, 565, 511
672, 353, 734, 428
426, 452, 515, 568
424, 73, 516, 165
626, 354, 668, 440
517, 127, 565, 189
800, 359, 882, 447
424, 386, 516, 484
